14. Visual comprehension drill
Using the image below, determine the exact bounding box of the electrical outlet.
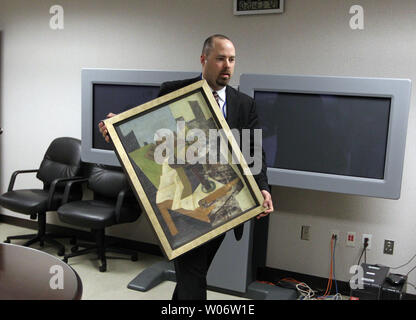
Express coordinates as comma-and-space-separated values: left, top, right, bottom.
362, 234, 372, 250
331, 230, 340, 242
384, 240, 394, 255
301, 225, 310, 241
346, 232, 356, 247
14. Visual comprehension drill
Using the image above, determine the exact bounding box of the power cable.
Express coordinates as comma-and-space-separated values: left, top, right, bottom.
391, 253, 416, 270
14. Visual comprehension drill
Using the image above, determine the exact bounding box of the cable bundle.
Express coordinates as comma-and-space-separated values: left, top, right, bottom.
257, 235, 345, 300
296, 282, 316, 300
318, 235, 342, 300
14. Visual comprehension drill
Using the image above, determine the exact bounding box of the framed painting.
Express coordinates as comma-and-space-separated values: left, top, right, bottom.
234, 0, 284, 16
104, 80, 265, 260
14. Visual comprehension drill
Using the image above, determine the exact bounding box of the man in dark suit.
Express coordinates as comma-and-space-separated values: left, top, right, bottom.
165, 34, 273, 300
99, 34, 274, 300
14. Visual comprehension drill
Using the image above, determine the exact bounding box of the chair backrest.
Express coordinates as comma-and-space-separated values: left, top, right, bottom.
87, 164, 130, 199
86, 163, 141, 223
36, 137, 83, 188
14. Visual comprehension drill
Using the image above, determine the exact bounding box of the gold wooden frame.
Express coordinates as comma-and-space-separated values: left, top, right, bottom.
105, 80, 265, 260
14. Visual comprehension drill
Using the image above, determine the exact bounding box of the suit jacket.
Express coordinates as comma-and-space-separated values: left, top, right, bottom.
158, 76, 270, 240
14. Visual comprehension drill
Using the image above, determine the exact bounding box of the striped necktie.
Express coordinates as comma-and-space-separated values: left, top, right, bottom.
212, 91, 220, 107
213, 91, 227, 118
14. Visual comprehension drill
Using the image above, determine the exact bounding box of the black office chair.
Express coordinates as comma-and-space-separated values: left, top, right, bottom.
0, 137, 83, 255
57, 163, 142, 272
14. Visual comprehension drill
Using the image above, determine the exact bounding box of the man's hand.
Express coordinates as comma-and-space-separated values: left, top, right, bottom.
98, 113, 117, 143
257, 190, 274, 219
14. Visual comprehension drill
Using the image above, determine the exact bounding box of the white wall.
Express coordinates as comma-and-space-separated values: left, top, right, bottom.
1, 0, 416, 294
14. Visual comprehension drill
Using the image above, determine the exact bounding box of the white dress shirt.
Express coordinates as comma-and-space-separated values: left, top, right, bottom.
211, 85, 227, 118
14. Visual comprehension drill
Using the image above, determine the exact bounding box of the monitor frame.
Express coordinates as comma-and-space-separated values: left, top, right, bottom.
239, 73, 412, 199
81, 68, 200, 166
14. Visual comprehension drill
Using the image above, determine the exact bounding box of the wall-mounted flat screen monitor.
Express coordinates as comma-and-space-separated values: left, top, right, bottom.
82, 69, 200, 166
239, 74, 411, 199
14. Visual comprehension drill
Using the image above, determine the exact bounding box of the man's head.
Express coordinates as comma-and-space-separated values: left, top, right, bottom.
200, 34, 236, 91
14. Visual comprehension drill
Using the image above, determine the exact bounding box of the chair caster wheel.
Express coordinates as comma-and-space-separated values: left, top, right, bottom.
99, 265, 107, 272
57, 248, 65, 256
63, 257, 68, 263
70, 237, 77, 245
4, 239, 11, 243
131, 254, 138, 262
71, 246, 79, 253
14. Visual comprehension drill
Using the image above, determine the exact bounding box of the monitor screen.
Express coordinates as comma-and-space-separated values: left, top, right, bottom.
239, 74, 411, 199
81, 69, 200, 166
93, 84, 159, 151
254, 91, 391, 180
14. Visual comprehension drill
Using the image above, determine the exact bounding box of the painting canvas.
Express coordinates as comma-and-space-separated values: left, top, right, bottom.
105, 80, 265, 260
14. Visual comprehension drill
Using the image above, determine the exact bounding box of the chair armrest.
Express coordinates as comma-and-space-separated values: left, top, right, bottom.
60, 177, 89, 206
8, 169, 39, 192
47, 176, 87, 209
61, 177, 88, 205
115, 188, 135, 223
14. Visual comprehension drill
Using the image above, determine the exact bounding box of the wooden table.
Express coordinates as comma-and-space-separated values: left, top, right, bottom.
0, 243, 82, 300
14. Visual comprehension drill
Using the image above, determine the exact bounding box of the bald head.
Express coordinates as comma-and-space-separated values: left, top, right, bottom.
202, 34, 232, 57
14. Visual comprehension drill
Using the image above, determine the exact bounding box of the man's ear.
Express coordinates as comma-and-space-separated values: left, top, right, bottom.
200, 54, 207, 66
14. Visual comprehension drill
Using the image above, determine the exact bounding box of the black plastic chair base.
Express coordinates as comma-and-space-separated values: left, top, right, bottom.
63, 240, 138, 272
4, 233, 76, 256
3, 211, 77, 256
